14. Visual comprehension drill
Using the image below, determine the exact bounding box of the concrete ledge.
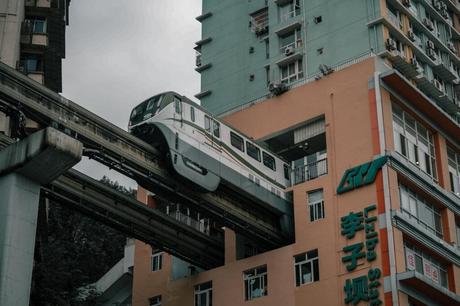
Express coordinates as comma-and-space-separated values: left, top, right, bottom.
0, 128, 82, 184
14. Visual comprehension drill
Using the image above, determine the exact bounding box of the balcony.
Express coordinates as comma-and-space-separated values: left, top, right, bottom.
250, 8, 269, 37
397, 271, 460, 305
20, 21, 48, 47
25, 0, 51, 8
279, 8, 301, 24
293, 158, 327, 185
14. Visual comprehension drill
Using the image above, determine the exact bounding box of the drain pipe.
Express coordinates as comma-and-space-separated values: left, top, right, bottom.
374, 71, 399, 305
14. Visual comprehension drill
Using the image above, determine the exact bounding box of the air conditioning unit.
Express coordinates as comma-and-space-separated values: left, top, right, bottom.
284, 46, 294, 56
433, 79, 442, 90
433, 0, 442, 11
407, 30, 416, 41
441, 9, 449, 19
386, 38, 397, 51
269, 82, 288, 95
427, 48, 438, 60
423, 18, 434, 31
426, 40, 435, 49
402, 0, 411, 7
448, 42, 456, 52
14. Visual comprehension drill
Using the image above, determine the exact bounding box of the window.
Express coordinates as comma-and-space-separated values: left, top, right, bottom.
263, 152, 276, 170
265, 39, 270, 59
284, 164, 290, 180
20, 53, 43, 73
250, 8, 268, 36
195, 281, 212, 306
24, 17, 46, 33
279, 0, 301, 22
213, 120, 220, 138
265, 66, 270, 86
448, 146, 460, 197
308, 189, 324, 222
149, 295, 161, 306
404, 242, 448, 288
246, 142, 261, 162
230, 132, 244, 152
244, 266, 267, 300
399, 184, 443, 238
151, 249, 163, 271
392, 103, 437, 180
280, 59, 303, 84
279, 28, 302, 53
174, 98, 182, 114
457, 222, 460, 246
204, 115, 211, 132
294, 249, 319, 286
190, 107, 195, 122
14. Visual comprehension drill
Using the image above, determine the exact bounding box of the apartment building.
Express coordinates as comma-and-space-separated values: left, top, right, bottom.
194, 0, 460, 120
0, 0, 70, 135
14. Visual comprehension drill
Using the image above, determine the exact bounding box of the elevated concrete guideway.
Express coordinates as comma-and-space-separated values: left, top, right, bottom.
0, 133, 225, 269
0, 61, 292, 248
0, 128, 82, 306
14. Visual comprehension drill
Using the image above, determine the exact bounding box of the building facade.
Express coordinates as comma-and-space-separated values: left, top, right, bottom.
0, 0, 70, 135
195, 0, 460, 119
132, 56, 460, 305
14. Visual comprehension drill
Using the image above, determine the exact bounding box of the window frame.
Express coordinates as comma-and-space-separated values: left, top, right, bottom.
151, 249, 163, 272
246, 141, 261, 162
243, 265, 268, 300
190, 106, 195, 122
399, 184, 443, 238
280, 58, 304, 84
308, 189, 325, 222
294, 249, 319, 287
194, 281, 212, 306
404, 242, 448, 288
392, 103, 437, 180
149, 295, 162, 306
262, 151, 276, 171
230, 132, 245, 152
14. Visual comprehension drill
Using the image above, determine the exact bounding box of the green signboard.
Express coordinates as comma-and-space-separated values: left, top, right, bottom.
337, 156, 388, 194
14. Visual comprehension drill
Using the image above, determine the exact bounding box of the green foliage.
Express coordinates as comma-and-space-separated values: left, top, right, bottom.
30, 176, 135, 306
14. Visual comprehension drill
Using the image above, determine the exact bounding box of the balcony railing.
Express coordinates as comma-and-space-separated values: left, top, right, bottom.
293, 158, 327, 185
167, 210, 210, 235
280, 8, 301, 23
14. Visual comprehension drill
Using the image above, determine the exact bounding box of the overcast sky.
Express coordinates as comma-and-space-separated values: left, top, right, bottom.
62, 1, 202, 187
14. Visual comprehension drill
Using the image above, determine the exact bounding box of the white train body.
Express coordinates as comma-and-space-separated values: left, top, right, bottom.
128, 92, 292, 212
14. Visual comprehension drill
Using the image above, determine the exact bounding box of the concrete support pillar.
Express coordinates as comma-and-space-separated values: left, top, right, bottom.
0, 128, 82, 306
0, 173, 41, 305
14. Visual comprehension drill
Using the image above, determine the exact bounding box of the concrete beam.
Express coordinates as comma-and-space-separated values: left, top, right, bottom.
0, 128, 82, 306
0, 127, 82, 184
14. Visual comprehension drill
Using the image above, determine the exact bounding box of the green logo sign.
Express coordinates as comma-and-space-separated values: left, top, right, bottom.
337, 156, 388, 194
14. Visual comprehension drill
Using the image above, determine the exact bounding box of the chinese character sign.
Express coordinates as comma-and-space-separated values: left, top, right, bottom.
341, 205, 382, 305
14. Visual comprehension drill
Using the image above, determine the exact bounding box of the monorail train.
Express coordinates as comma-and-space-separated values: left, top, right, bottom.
128, 92, 292, 209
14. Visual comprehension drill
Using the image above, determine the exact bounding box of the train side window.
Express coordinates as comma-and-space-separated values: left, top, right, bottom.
190, 107, 195, 122
246, 142, 261, 162
174, 98, 182, 114
213, 121, 220, 138
262, 152, 276, 171
284, 164, 290, 180
204, 115, 211, 132
230, 132, 244, 152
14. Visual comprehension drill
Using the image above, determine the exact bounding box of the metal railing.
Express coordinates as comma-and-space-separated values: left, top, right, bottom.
280, 8, 301, 23
293, 158, 327, 185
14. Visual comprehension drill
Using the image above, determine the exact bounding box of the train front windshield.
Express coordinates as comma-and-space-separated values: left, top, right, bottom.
129, 95, 162, 126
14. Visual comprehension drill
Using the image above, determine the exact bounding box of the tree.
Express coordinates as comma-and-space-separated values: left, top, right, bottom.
30, 177, 135, 306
